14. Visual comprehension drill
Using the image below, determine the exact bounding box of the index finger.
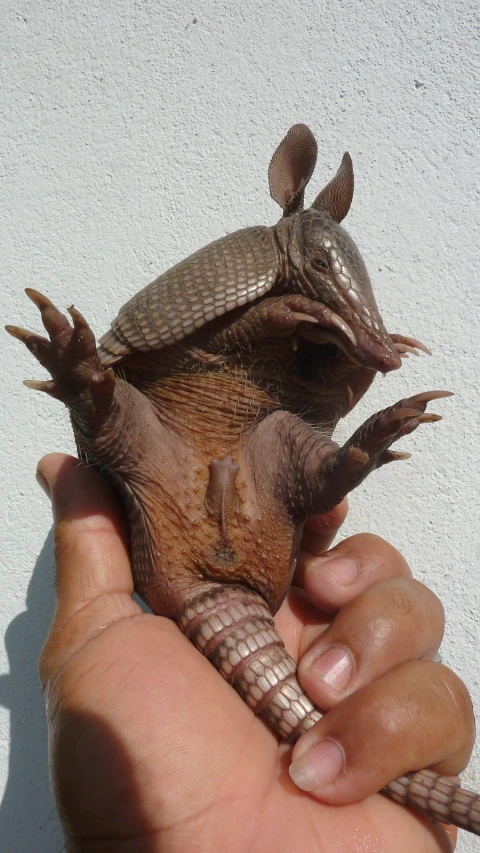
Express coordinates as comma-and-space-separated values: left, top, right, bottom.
295, 500, 349, 562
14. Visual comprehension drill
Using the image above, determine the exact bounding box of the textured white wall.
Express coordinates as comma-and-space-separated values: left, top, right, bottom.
1, 1, 478, 850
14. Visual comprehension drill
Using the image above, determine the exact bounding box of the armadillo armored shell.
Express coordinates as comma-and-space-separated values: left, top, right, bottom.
98, 226, 279, 364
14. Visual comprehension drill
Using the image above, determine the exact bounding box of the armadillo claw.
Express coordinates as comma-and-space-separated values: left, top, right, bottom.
390, 333, 432, 356
5, 325, 53, 370
407, 389, 453, 404
23, 379, 64, 401
393, 343, 419, 357
24, 288, 56, 312
417, 413, 442, 424
25, 287, 72, 342
377, 450, 412, 467
381, 390, 451, 441
376, 392, 448, 444
7, 291, 115, 412
210, 294, 357, 355
320, 389, 450, 502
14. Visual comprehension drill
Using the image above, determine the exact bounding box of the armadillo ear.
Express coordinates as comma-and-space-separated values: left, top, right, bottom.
311, 152, 354, 223
268, 124, 318, 217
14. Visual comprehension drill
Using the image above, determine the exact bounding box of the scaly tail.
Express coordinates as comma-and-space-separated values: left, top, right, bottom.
177, 583, 480, 836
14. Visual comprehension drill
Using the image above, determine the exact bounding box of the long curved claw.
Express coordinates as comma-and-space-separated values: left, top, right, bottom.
377, 449, 412, 467
7, 289, 115, 412
408, 390, 453, 405
6, 324, 43, 343
418, 413, 442, 423
25, 287, 71, 340
24, 288, 56, 311
391, 333, 432, 356
23, 379, 63, 400
291, 312, 319, 324
394, 343, 419, 356
293, 306, 358, 348
387, 407, 426, 421
387, 450, 412, 461
323, 307, 358, 347
6, 324, 53, 370
385, 390, 451, 440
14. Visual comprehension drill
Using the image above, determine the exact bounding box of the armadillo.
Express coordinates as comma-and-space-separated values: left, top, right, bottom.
7, 124, 479, 835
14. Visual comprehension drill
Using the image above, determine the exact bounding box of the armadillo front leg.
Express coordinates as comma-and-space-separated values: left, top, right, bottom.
6, 289, 166, 472
207, 294, 356, 351
176, 582, 480, 835
285, 390, 452, 518
6, 289, 117, 427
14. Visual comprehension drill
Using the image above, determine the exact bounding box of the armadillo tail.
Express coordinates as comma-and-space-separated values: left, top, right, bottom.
176, 582, 480, 836
177, 583, 322, 741
381, 771, 480, 834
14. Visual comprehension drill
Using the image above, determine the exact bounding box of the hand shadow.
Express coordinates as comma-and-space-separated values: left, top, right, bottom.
0, 526, 153, 853
0, 531, 63, 852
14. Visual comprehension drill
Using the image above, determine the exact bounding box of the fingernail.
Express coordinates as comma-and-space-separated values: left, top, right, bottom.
318, 556, 358, 586
36, 470, 51, 499
310, 645, 353, 690
289, 739, 344, 791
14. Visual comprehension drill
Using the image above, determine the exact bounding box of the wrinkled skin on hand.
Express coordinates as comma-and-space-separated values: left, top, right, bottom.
38, 454, 474, 853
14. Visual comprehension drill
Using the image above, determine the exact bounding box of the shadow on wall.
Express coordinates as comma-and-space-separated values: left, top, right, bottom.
0, 531, 64, 852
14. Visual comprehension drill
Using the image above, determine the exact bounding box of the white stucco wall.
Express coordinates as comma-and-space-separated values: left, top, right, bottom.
1, 1, 478, 850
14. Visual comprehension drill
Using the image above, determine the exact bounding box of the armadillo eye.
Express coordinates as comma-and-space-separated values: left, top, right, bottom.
312, 257, 329, 272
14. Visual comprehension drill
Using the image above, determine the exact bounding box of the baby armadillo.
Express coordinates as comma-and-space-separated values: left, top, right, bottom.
7, 124, 479, 835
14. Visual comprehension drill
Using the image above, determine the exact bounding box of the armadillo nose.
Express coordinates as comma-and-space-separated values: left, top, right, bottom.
353, 329, 402, 373
378, 346, 402, 373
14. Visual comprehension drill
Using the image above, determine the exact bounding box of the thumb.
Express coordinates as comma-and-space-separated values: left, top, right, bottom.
37, 453, 140, 686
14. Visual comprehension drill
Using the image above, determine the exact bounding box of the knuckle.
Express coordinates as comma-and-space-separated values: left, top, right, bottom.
415, 580, 445, 632
388, 584, 413, 616
337, 533, 412, 579
374, 578, 443, 638
345, 531, 388, 551
434, 664, 474, 728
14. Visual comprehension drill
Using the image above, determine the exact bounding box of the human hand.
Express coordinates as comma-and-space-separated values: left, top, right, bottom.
37, 453, 474, 853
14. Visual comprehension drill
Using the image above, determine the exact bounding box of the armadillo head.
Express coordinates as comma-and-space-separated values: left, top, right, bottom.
269, 124, 401, 373
292, 207, 401, 373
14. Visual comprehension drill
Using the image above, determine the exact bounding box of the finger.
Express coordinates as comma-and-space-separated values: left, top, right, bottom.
295, 533, 413, 614
297, 577, 444, 709
296, 499, 349, 560
276, 534, 413, 659
38, 453, 133, 605
289, 661, 475, 804
37, 453, 140, 683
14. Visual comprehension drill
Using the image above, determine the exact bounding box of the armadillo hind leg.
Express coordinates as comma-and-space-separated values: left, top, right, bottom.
176, 583, 480, 836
